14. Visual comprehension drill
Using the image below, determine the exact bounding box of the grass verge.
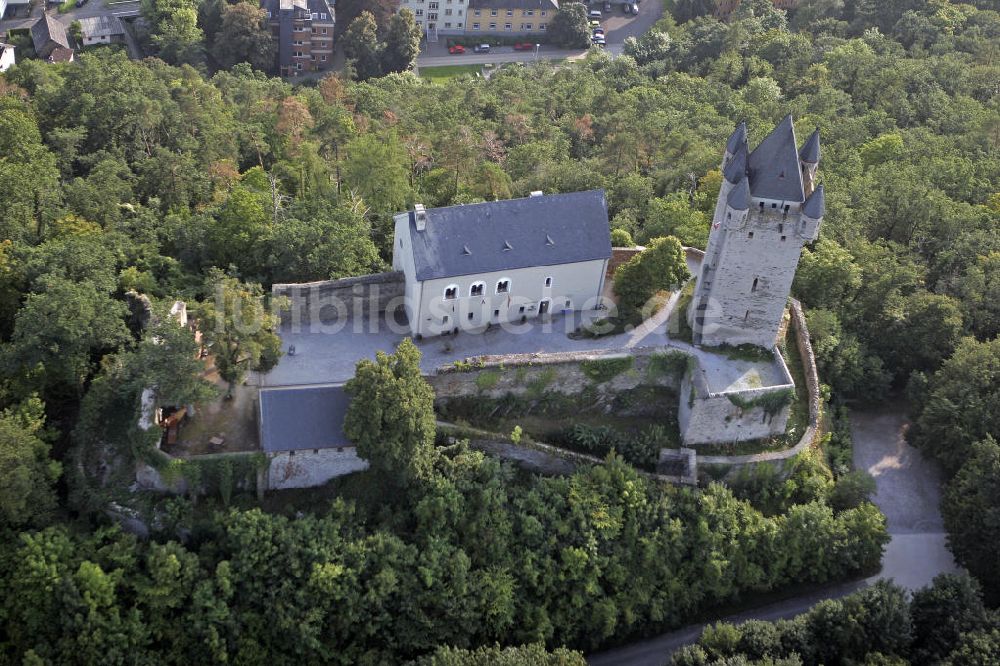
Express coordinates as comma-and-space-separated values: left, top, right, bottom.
419, 64, 483, 83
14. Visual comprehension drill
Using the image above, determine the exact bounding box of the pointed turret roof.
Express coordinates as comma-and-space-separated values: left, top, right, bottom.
723, 142, 748, 184
726, 121, 747, 156
748, 114, 805, 203
800, 128, 821, 164
727, 177, 751, 211
802, 184, 825, 219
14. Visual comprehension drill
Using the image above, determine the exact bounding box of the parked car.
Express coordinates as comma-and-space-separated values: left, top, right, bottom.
473, 43, 491, 53
592, 27, 605, 36
630, 2, 639, 13
75, 0, 89, 6
513, 42, 535, 50
592, 35, 606, 46
590, 19, 601, 28
588, 9, 602, 19
448, 44, 466, 54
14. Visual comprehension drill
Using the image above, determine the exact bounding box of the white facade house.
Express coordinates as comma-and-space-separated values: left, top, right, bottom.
1, 0, 31, 19
689, 116, 824, 349
0, 43, 14, 72
77, 15, 125, 46
392, 190, 613, 339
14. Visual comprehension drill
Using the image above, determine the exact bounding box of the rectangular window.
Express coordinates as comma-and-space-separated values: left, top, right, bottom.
506, 9, 512, 16
493, 309, 500, 318
320, 12, 327, 19
416, 9, 423, 15
474, 8, 480, 14
429, 1, 438, 7
524, 23, 531, 28
428, 12, 437, 18
445, 8, 452, 14
519, 305, 525, 313
541, 10, 546, 15
489, 22, 496, 28
505, 22, 511, 30
539, 23, 546, 29
468, 312, 474, 320
491, 9, 497, 15
496, 280, 509, 294
444, 21, 451, 27
748, 231, 754, 239
780, 235, 787, 241
457, 20, 462, 25
473, 22, 479, 28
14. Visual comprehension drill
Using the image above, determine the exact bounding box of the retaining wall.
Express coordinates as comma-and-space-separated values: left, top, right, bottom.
429, 346, 688, 405
607, 246, 645, 277
272, 271, 405, 329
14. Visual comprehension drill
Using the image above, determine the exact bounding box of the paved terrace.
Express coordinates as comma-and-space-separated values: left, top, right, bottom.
261, 254, 789, 393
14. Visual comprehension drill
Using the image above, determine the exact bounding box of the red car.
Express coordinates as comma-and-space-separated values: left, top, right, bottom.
513, 42, 535, 51
448, 44, 466, 54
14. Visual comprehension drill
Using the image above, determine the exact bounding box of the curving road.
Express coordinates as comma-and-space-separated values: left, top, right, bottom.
587, 402, 959, 666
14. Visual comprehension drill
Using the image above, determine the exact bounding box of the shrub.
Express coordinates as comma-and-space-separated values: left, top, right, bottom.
581, 356, 633, 384
475, 370, 502, 391
610, 228, 634, 246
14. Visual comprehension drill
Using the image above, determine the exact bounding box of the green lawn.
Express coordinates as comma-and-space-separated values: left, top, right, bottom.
419, 64, 483, 83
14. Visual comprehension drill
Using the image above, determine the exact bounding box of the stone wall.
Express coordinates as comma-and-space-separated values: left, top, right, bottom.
272, 271, 405, 329
607, 247, 644, 277
265, 447, 369, 490
429, 346, 687, 404
679, 375, 793, 445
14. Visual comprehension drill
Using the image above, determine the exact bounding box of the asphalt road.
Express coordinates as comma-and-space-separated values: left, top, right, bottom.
416, 0, 662, 67
587, 403, 959, 666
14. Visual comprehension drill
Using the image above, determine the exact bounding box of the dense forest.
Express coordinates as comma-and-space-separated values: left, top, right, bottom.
1, 0, 999, 662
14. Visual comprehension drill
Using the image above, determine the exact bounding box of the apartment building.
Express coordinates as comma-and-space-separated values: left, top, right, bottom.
399, 0, 470, 36
261, 0, 335, 77
466, 0, 557, 36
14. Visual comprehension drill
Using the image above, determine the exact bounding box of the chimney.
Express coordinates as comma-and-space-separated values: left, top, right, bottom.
414, 203, 427, 231
529, 190, 543, 197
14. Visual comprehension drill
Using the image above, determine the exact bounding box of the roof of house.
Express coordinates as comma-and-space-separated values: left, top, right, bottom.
725, 121, 747, 155
802, 184, 825, 219
31, 14, 70, 52
259, 384, 353, 453
78, 15, 124, 39
403, 190, 613, 282
48, 46, 74, 62
468, 0, 558, 10
747, 114, 806, 203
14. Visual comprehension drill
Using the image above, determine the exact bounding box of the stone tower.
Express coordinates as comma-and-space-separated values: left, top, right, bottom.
688, 115, 824, 349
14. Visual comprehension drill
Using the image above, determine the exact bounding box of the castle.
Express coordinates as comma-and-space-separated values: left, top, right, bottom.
689, 115, 824, 349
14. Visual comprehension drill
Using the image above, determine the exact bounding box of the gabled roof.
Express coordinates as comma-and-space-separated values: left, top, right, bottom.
747, 114, 805, 203
727, 178, 751, 211
404, 190, 612, 282
78, 15, 124, 39
802, 184, 825, 219
31, 14, 70, 53
799, 128, 820, 164
259, 384, 352, 453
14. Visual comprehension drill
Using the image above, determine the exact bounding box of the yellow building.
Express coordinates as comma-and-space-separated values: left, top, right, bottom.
465, 0, 558, 36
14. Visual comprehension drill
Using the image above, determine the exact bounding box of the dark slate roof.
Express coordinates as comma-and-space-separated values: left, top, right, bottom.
31, 14, 69, 53
727, 178, 751, 211
747, 114, 805, 203
723, 142, 748, 184
802, 184, 825, 219
726, 121, 747, 155
259, 384, 353, 453
469, 0, 558, 9
406, 190, 612, 281
799, 128, 820, 163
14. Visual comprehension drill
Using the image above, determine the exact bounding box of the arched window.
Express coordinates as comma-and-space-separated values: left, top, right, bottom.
496, 278, 510, 294
544, 277, 553, 288
444, 285, 458, 300
470, 282, 485, 297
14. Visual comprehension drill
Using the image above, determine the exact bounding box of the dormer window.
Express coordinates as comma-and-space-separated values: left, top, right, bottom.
545, 234, 555, 246
444, 286, 458, 300
502, 240, 513, 251
496, 279, 510, 294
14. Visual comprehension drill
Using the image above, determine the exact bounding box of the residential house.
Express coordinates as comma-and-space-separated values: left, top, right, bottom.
0, 42, 14, 72
261, 0, 335, 77
465, 0, 557, 36
77, 15, 125, 46
258, 384, 368, 490
30, 13, 73, 63
399, 0, 470, 36
392, 190, 612, 339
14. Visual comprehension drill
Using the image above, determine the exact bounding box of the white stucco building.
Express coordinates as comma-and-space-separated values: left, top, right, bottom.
392, 190, 613, 339
689, 115, 824, 349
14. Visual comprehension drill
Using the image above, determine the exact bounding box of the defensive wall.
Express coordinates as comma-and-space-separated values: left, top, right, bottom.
271, 271, 405, 328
